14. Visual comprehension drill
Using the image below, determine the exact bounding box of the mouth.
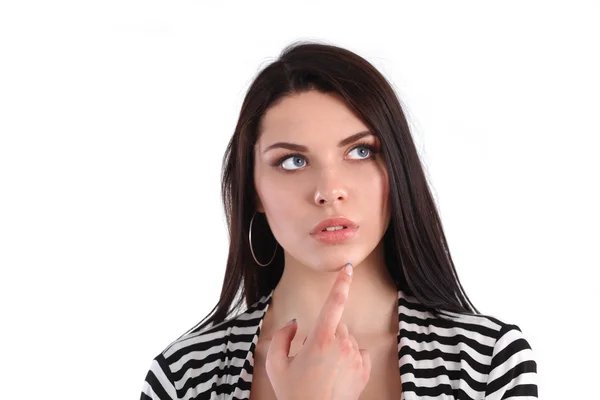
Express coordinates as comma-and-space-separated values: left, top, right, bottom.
311, 225, 358, 244
310, 217, 358, 235
320, 225, 348, 232
310, 217, 359, 244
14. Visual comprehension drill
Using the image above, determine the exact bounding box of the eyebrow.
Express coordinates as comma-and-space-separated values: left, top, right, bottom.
262, 130, 374, 154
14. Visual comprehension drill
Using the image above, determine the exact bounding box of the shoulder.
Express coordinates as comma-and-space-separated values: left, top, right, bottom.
140, 294, 271, 400
399, 289, 523, 345
398, 290, 538, 399
399, 289, 535, 348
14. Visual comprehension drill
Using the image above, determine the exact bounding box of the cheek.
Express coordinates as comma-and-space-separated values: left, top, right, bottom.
257, 172, 293, 207
255, 178, 299, 234
359, 161, 388, 190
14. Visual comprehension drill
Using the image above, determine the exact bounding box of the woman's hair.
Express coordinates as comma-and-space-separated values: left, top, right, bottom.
185, 40, 480, 336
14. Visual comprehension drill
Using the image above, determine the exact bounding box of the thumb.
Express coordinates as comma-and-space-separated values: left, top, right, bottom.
266, 318, 298, 371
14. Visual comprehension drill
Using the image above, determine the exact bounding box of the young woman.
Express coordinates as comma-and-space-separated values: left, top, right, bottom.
140, 42, 538, 400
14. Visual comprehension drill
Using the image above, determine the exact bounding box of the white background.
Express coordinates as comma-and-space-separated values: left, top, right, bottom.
1, 1, 598, 399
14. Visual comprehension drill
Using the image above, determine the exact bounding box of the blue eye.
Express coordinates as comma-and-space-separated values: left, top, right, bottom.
273, 141, 379, 172
348, 145, 372, 159
280, 156, 306, 171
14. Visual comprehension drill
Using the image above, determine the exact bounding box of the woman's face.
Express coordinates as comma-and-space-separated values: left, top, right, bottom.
253, 90, 391, 272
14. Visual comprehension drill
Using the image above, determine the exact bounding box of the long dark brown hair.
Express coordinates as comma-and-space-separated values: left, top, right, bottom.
183, 40, 480, 337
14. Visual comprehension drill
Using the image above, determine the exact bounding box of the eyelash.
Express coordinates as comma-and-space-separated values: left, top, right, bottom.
272, 141, 380, 172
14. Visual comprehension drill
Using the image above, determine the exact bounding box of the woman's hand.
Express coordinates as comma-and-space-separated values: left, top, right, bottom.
265, 263, 371, 400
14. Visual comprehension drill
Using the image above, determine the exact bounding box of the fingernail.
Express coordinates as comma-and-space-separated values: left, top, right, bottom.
285, 318, 296, 326
344, 262, 353, 276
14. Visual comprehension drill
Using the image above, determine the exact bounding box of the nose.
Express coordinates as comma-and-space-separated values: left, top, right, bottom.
313, 169, 348, 206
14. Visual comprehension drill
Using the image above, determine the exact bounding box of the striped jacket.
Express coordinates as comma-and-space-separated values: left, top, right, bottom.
140, 289, 538, 399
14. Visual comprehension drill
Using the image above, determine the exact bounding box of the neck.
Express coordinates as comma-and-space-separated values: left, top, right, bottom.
262, 242, 399, 341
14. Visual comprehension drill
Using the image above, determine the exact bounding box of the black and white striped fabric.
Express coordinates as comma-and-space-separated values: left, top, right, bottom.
140, 289, 538, 399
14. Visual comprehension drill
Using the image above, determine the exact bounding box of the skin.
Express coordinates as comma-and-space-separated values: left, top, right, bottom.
253, 89, 399, 344
266, 265, 373, 400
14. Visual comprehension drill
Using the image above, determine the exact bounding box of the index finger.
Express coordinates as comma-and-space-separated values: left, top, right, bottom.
311, 262, 353, 340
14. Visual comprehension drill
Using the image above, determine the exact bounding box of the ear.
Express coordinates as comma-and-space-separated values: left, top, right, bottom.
255, 196, 265, 213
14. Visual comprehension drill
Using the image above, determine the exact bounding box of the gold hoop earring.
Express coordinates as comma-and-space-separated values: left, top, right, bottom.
249, 210, 278, 267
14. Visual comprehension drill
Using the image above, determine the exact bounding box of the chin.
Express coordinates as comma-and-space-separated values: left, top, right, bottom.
306, 248, 364, 272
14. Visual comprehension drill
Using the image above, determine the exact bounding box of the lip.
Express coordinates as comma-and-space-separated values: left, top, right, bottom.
311, 226, 358, 244
310, 217, 358, 235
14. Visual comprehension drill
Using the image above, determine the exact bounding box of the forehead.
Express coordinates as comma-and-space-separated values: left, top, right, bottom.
258, 91, 368, 142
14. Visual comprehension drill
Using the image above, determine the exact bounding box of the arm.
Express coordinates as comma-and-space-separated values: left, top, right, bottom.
140, 354, 178, 400
484, 324, 538, 399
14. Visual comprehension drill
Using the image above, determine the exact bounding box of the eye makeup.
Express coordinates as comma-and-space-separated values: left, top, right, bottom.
271, 140, 380, 172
